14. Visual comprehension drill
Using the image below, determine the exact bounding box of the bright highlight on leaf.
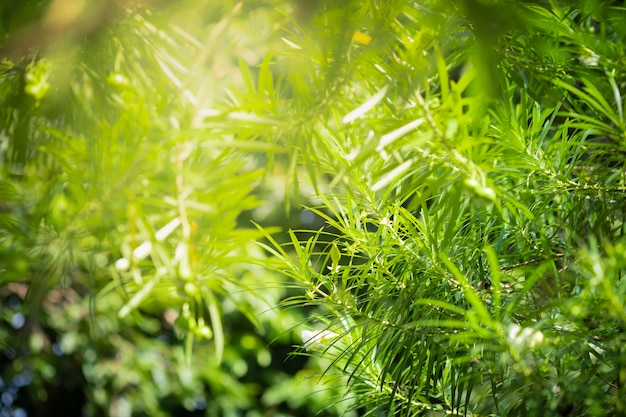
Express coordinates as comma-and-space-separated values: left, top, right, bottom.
115, 218, 182, 272
376, 118, 425, 156
329, 241, 341, 272
281, 37, 302, 49
371, 160, 412, 191
119, 267, 167, 318
302, 330, 338, 350
342, 85, 388, 124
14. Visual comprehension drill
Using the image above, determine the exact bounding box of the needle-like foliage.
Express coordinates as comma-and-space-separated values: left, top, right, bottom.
246, 1, 626, 415
3, 0, 626, 415
1, 2, 355, 415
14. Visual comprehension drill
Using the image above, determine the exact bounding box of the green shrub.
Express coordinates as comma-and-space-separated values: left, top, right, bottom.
2, 0, 626, 416
249, 1, 626, 415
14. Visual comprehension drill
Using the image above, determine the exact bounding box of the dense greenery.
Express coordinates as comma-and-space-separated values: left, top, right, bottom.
2, 0, 626, 416
0, 1, 352, 416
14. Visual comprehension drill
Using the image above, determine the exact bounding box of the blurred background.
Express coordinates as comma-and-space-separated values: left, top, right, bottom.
0, 1, 351, 416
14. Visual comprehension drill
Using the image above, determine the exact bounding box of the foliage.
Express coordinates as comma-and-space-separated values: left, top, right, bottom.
0, 1, 353, 416
3, 0, 626, 416
238, 1, 626, 416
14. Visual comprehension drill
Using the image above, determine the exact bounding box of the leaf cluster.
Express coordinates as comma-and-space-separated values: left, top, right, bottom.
0, 1, 354, 416
247, 1, 626, 416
